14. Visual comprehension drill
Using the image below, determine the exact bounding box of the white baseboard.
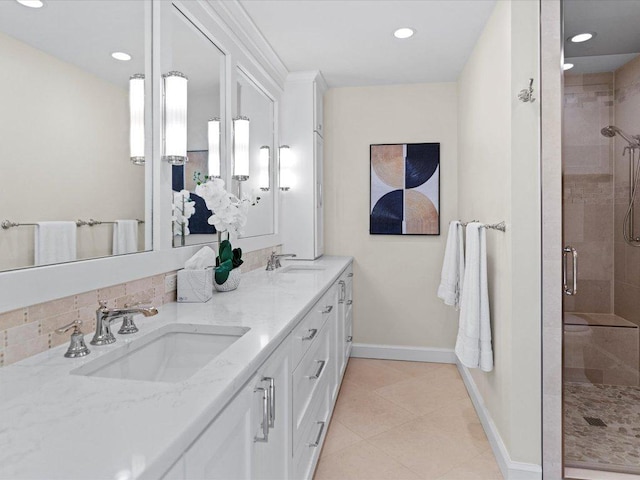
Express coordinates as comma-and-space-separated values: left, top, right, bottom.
456, 363, 542, 480
350, 343, 457, 363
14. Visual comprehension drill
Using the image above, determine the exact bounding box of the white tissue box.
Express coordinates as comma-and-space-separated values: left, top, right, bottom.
177, 267, 213, 303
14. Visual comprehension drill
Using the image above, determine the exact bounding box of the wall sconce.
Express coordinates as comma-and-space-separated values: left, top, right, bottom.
129, 74, 145, 165
259, 146, 270, 191
279, 145, 291, 191
208, 117, 221, 178
162, 71, 188, 165
232, 116, 250, 181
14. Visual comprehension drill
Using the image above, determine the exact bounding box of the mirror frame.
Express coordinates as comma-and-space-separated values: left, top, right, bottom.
0, 0, 285, 314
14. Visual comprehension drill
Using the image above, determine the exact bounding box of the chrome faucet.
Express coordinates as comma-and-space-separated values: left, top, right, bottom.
91, 300, 158, 346
266, 252, 297, 270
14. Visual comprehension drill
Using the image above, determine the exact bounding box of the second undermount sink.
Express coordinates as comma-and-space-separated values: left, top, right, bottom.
278, 265, 326, 274
72, 324, 249, 383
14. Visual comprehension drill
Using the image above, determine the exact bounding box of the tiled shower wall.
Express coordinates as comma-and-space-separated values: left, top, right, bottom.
0, 245, 280, 366
614, 55, 640, 326
563, 73, 614, 313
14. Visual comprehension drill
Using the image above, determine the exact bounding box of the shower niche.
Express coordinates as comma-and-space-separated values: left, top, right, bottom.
562, 0, 640, 475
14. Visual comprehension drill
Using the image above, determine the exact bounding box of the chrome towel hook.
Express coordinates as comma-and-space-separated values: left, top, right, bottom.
518, 78, 535, 103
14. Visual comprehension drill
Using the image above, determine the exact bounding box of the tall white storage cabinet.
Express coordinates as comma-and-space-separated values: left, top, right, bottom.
280, 71, 327, 259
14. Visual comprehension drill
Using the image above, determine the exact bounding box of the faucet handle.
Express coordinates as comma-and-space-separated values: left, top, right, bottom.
98, 300, 108, 309
119, 301, 145, 335
55, 320, 90, 358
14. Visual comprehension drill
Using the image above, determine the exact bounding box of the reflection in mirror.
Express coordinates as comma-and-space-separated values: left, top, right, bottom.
169, 6, 225, 248
0, 0, 150, 272
235, 70, 275, 238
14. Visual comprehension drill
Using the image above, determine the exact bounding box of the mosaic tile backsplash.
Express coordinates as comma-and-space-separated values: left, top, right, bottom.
0, 245, 280, 366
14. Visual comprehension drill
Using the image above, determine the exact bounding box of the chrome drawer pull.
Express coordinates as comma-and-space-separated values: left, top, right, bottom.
347, 273, 353, 277
307, 360, 326, 380
264, 377, 275, 428
346, 336, 353, 343
302, 328, 318, 341
338, 281, 345, 303
307, 421, 326, 447
346, 300, 353, 306
321, 305, 333, 314
254, 386, 269, 443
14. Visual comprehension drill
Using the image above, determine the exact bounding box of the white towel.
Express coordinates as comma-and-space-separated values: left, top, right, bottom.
437, 221, 465, 308
35, 221, 77, 266
455, 223, 493, 372
113, 220, 139, 255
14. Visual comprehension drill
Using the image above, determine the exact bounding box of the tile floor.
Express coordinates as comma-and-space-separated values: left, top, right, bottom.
314, 358, 503, 480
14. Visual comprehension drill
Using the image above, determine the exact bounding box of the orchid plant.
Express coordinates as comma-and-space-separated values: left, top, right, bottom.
194, 175, 250, 284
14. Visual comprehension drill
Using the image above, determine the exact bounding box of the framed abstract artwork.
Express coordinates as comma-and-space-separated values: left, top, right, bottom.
370, 143, 440, 235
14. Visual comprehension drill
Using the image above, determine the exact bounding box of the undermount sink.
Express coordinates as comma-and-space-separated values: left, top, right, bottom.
72, 324, 249, 383
278, 265, 326, 274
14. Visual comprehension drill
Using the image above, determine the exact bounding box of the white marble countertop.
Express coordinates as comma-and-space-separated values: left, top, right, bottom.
0, 256, 352, 480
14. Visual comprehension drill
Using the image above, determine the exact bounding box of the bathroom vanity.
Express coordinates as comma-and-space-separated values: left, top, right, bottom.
0, 256, 353, 480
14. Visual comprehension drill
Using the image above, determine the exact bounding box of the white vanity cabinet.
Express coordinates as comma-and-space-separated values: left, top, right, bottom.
281, 71, 328, 260
161, 262, 351, 480
183, 338, 291, 480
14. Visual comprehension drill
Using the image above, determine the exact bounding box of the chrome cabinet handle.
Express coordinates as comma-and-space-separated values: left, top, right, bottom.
264, 377, 275, 428
254, 386, 269, 443
346, 300, 353, 306
347, 272, 353, 277
563, 246, 578, 296
307, 360, 326, 380
308, 421, 326, 447
302, 328, 318, 341
321, 305, 333, 314
346, 336, 353, 343
338, 281, 345, 303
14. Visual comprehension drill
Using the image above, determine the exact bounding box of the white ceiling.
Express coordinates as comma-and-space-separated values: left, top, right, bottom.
239, 0, 497, 87
564, 0, 640, 74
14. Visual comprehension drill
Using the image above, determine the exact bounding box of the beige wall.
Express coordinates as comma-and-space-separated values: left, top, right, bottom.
458, 0, 541, 466
324, 83, 459, 349
0, 31, 145, 270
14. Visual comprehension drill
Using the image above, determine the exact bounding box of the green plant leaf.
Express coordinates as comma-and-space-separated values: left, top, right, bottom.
232, 248, 243, 269
214, 259, 233, 284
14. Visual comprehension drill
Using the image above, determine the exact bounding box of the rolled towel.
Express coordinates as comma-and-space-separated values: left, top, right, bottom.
437, 221, 464, 308
35, 221, 77, 266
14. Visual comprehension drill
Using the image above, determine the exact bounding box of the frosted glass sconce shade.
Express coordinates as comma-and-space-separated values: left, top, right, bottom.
279, 145, 291, 191
233, 116, 250, 180
259, 146, 270, 191
208, 118, 221, 178
129, 74, 145, 165
162, 71, 188, 165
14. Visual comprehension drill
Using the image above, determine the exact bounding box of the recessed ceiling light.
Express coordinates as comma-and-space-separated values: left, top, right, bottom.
394, 28, 414, 39
111, 52, 132, 62
16, 0, 43, 8
563, 63, 574, 71
569, 32, 594, 43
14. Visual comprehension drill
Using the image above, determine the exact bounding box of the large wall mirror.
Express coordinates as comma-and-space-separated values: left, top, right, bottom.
170, 5, 225, 248
0, 0, 151, 272
235, 70, 276, 239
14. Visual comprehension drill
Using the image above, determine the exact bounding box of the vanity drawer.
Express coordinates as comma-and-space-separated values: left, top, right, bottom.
291, 291, 334, 368
292, 321, 331, 447
293, 374, 331, 480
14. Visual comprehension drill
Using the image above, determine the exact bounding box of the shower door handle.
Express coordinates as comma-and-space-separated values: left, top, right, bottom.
563, 246, 578, 296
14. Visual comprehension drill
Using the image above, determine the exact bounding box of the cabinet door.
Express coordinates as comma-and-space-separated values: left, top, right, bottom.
314, 133, 324, 258
313, 81, 323, 137
253, 340, 291, 480
184, 378, 256, 480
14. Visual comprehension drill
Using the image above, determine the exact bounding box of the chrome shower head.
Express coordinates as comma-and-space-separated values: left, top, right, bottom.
601, 125, 640, 146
